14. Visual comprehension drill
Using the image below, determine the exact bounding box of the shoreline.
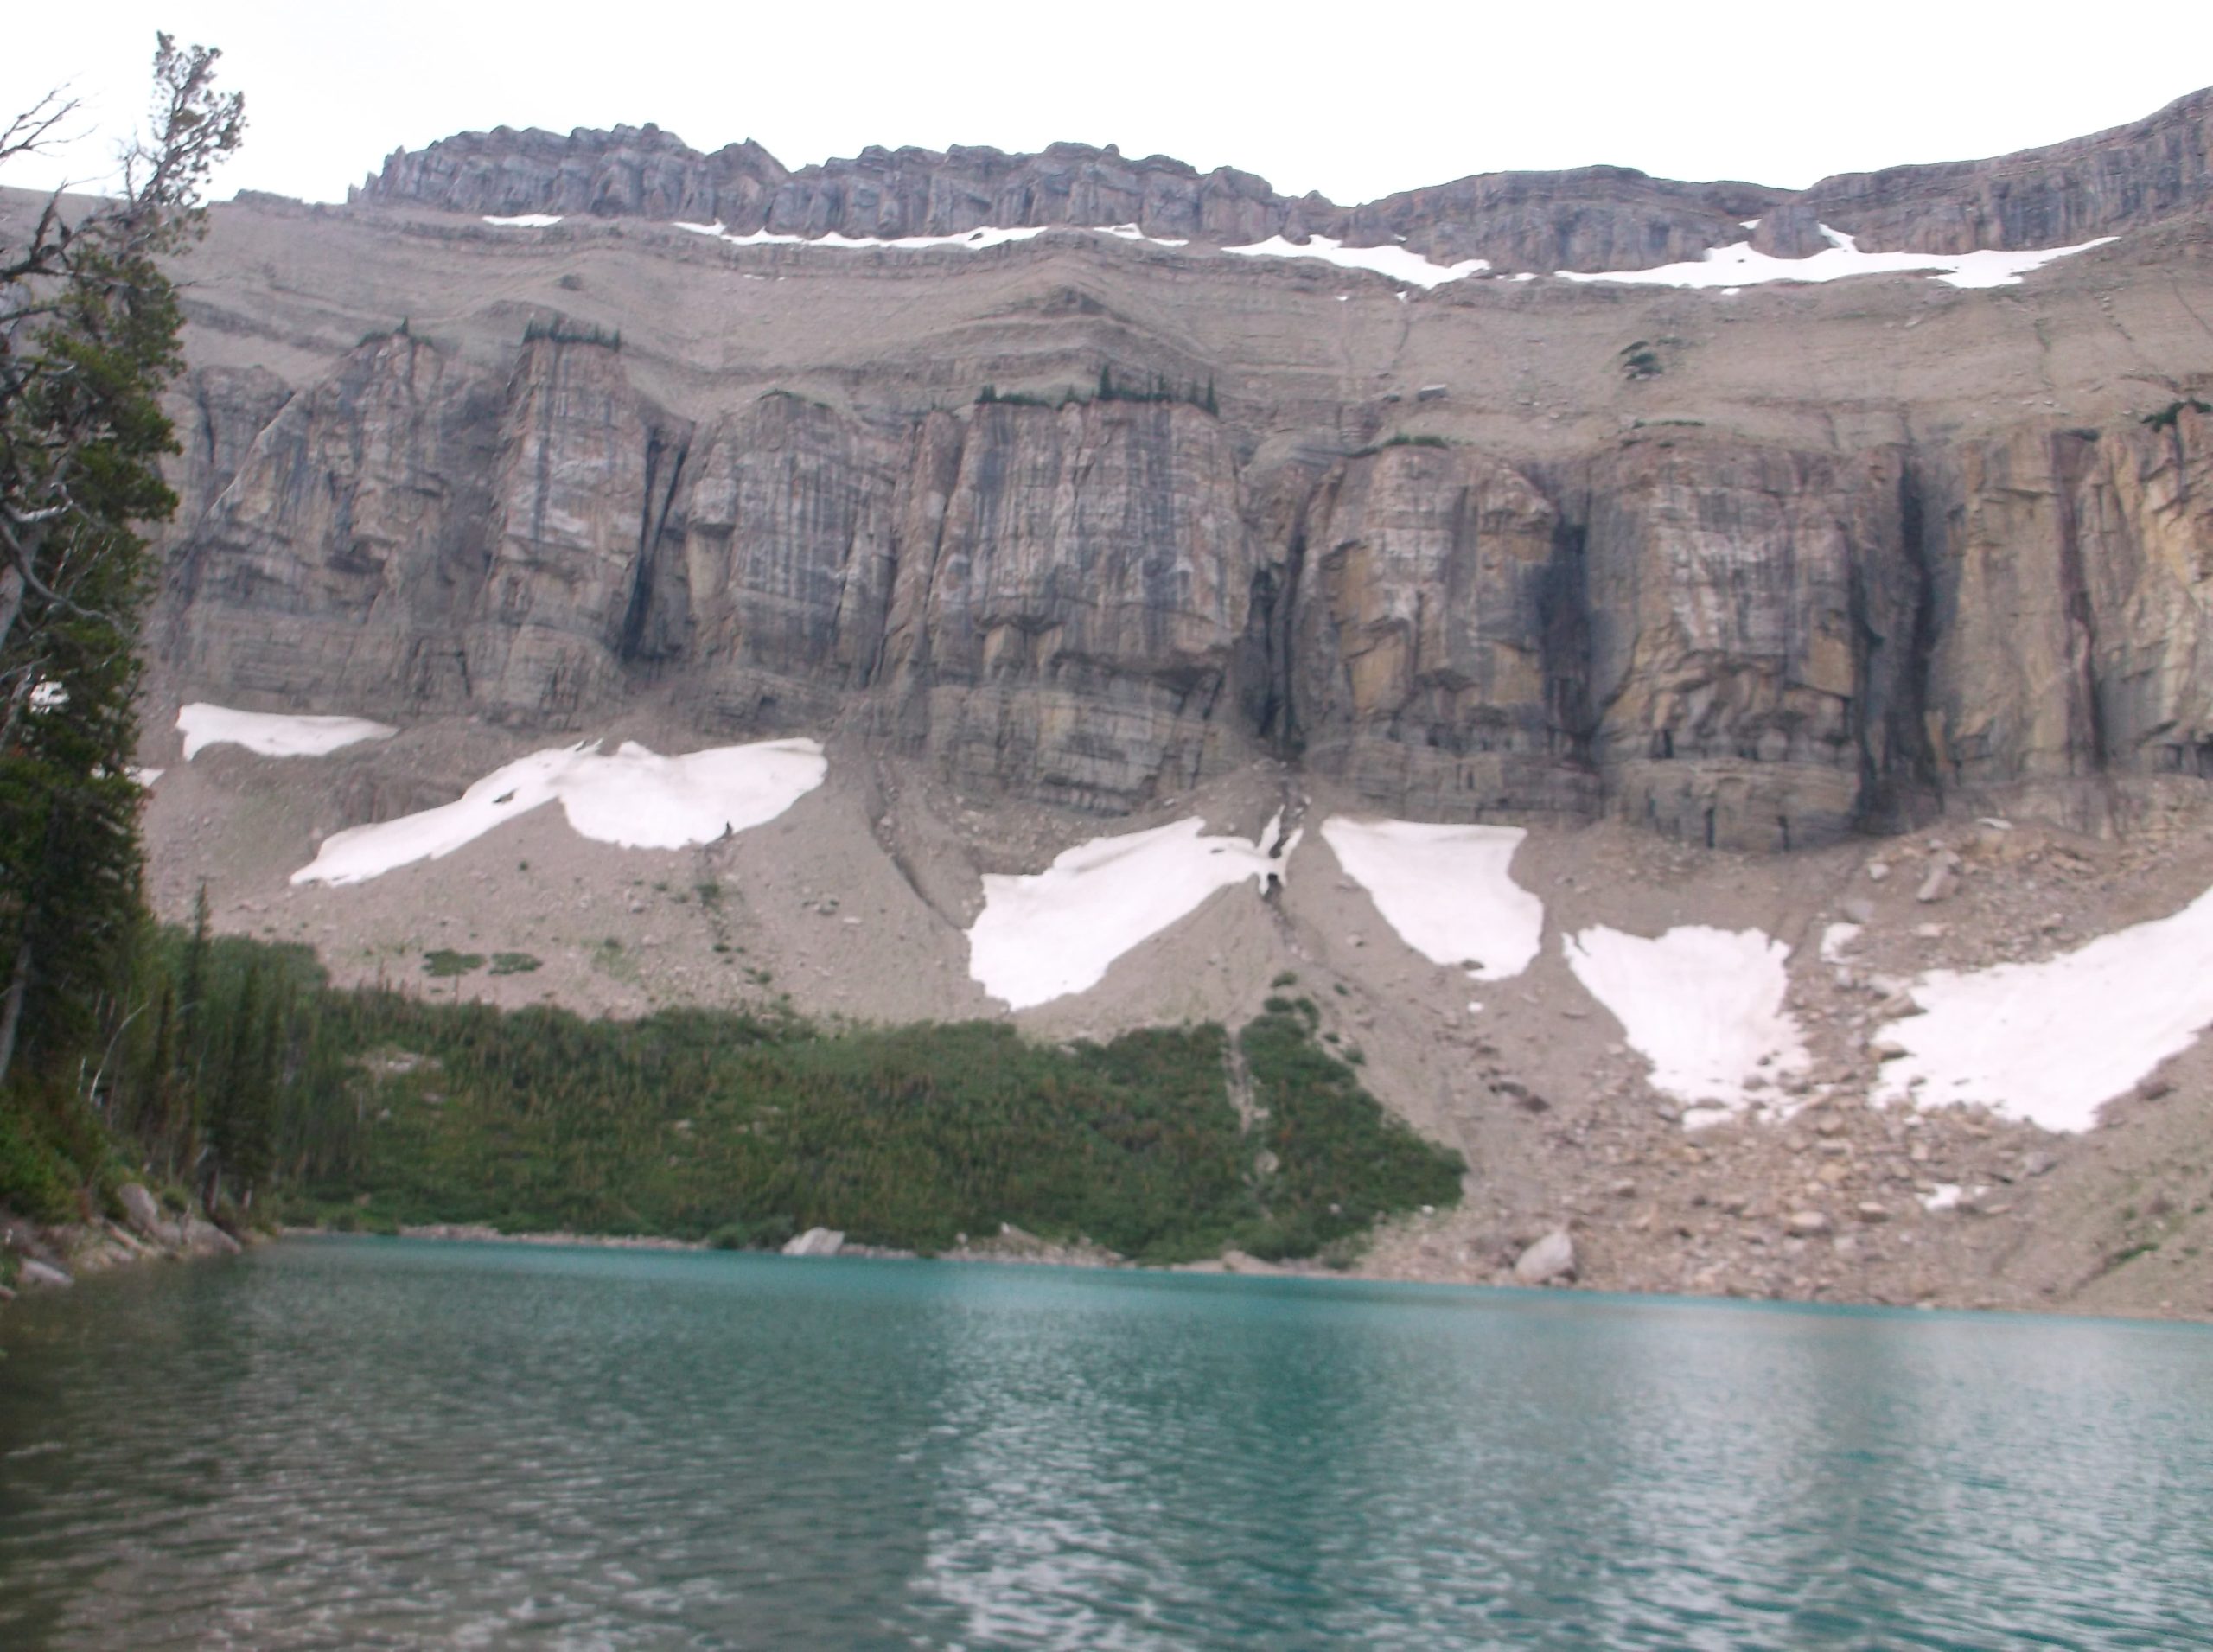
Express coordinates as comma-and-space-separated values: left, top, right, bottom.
12, 1213, 2206, 1327
279, 1222, 2210, 1325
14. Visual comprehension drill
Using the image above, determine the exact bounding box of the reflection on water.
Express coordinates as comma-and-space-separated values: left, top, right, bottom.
2, 1240, 2210, 1649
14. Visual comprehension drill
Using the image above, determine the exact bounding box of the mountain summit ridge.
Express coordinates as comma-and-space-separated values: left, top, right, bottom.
353, 85, 2213, 272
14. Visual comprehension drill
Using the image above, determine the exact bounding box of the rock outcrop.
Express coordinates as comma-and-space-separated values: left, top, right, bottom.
1761, 87, 2213, 257
354, 87, 2213, 271
154, 315, 2213, 846
1287, 441, 1590, 820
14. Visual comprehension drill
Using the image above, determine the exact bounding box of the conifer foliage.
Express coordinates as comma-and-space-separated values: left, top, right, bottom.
0, 38, 244, 1087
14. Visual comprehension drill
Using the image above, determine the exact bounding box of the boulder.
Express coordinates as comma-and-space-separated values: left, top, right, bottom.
17, 1259, 73, 1288
782, 1227, 845, 1257
1786, 1210, 1834, 1236
1513, 1228, 1577, 1285
118, 1183, 163, 1239
1916, 862, 1959, 903
177, 1219, 243, 1258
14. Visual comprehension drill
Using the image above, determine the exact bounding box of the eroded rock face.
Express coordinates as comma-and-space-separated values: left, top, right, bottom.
661, 392, 904, 730
354, 133, 1783, 273
1288, 443, 1591, 820
160, 331, 502, 707
1765, 88, 2213, 257
879, 399, 1250, 809
354, 89, 2213, 271
1578, 441, 1923, 850
155, 328, 2213, 847
362, 124, 788, 227
468, 336, 687, 719
1925, 409, 2213, 816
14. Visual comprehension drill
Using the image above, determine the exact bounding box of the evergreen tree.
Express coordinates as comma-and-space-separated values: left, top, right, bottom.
0, 39, 244, 1088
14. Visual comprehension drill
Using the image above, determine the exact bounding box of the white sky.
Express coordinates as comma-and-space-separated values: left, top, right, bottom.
8, 3, 2211, 208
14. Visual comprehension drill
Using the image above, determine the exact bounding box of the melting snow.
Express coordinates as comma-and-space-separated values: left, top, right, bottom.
675, 220, 1051, 252
967, 816, 1293, 1011
1820, 922, 1863, 963
483, 214, 563, 228
1872, 885, 2213, 1132
1564, 925, 1808, 1123
291, 737, 825, 888
1319, 818, 1543, 980
1220, 234, 1489, 289
178, 704, 396, 761
1557, 226, 2114, 290
1097, 222, 1188, 246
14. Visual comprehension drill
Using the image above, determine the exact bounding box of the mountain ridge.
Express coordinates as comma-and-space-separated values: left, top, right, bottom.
351, 84, 2213, 272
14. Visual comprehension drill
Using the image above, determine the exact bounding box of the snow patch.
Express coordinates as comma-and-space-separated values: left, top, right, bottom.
483, 214, 563, 228
1820, 922, 1863, 963
1319, 818, 1543, 980
1556, 226, 2114, 291
178, 704, 396, 762
967, 817, 1292, 1011
1220, 234, 1489, 289
674, 220, 1051, 253
291, 737, 825, 888
1564, 925, 1808, 1119
130, 767, 163, 787
1872, 884, 2213, 1132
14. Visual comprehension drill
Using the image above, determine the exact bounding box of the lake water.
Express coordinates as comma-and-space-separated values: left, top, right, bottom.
2, 1240, 2210, 1649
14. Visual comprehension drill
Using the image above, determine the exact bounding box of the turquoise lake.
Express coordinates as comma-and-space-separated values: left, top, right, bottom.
2, 1238, 2210, 1649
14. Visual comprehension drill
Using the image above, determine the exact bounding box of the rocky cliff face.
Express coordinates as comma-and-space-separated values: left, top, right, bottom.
1761, 88, 2213, 258
354, 87, 2213, 271
153, 305, 2213, 845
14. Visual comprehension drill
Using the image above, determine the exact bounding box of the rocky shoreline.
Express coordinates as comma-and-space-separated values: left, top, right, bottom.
1, 1183, 249, 1304
8, 1206, 2204, 1324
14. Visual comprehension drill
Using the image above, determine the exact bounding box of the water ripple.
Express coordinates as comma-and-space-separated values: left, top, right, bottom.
2, 1243, 2210, 1649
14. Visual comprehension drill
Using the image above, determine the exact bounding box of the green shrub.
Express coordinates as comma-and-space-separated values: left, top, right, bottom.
2143, 397, 2211, 432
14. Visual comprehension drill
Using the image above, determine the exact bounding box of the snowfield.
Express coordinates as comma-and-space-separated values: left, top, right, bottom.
968, 817, 1293, 1011
1219, 235, 1489, 289
1320, 818, 1543, 979
178, 704, 396, 761
291, 737, 826, 887
482, 214, 564, 228
675, 220, 1051, 252
1558, 225, 2114, 290
1873, 885, 2213, 1132
658, 214, 2106, 296
1565, 925, 1809, 1124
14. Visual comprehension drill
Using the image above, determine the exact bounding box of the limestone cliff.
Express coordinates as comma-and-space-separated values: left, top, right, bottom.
354, 86, 2213, 271
152, 316, 2213, 846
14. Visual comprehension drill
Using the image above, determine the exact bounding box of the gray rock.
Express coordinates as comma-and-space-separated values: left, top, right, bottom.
782, 1227, 845, 1257
177, 1219, 242, 1258
1916, 863, 1959, 903
1786, 1210, 1834, 1237
17, 1259, 72, 1288
118, 1183, 163, 1238
1513, 1229, 1577, 1285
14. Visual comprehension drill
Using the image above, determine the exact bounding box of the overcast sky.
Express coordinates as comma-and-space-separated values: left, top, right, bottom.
8, 3, 2211, 208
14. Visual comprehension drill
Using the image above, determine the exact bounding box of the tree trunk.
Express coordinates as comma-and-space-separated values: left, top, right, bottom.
0, 562, 22, 660
0, 934, 33, 1087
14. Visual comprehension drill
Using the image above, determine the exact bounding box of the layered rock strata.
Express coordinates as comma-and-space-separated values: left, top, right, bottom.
153, 320, 2213, 845
355, 86, 2213, 272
